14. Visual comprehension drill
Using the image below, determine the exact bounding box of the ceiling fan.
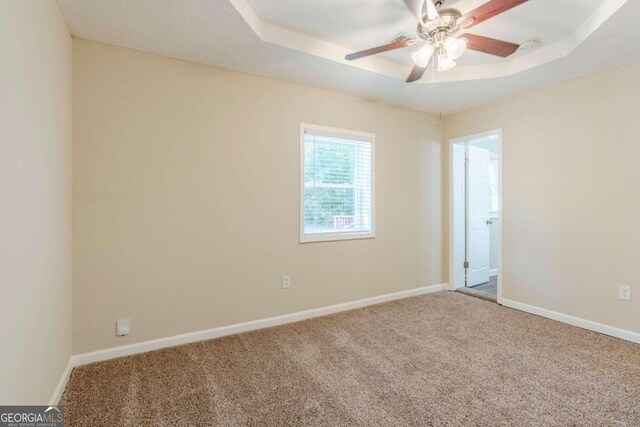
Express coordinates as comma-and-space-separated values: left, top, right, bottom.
345, 0, 529, 82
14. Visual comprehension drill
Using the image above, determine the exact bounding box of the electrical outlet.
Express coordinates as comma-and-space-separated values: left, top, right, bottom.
282, 275, 291, 289
116, 319, 130, 336
618, 285, 631, 301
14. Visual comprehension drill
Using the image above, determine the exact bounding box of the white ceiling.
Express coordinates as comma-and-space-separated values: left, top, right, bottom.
246, 0, 604, 66
58, 0, 639, 114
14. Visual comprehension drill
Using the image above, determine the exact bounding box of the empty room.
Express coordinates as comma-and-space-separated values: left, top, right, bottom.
2, 0, 639, 425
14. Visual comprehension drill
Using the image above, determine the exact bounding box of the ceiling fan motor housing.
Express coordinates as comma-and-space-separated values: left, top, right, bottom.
417, 7, 462, 45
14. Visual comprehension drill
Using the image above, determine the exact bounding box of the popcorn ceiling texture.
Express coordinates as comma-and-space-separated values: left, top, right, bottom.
61, 292, 640, 426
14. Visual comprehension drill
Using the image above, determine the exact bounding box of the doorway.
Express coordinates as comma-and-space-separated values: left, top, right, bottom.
449, 130, 502, 300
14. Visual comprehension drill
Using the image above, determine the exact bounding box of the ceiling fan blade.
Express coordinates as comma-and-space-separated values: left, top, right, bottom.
406, 55, 434, 83
345, 38, 417, 61
458, 0, 528, 29
460, 34, 520, 57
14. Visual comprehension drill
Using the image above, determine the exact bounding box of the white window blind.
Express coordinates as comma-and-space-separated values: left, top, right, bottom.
301, 125, 374, 242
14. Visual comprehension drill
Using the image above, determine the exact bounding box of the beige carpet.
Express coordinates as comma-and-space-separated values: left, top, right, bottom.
61, 292, 640, 426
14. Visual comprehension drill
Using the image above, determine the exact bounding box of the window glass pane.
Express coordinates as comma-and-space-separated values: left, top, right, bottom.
304, 139, 354, 185
304, 187, 355, 232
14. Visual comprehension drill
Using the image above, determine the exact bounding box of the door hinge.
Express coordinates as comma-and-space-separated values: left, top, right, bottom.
463, 261, 469, 269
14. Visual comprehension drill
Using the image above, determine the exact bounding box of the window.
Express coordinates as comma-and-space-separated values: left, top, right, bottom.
300, 124, 374, 243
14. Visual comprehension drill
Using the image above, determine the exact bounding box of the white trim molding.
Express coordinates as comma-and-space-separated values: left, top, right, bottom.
499, 298, 640, 344
71, 284, 443, 367
50, 359, 73, 405
441, 283, 454, 291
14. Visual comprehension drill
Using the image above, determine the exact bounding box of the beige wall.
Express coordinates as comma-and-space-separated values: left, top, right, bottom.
444, 61, 640, 333
0, 1, 72, 404
72, 40, 443, 354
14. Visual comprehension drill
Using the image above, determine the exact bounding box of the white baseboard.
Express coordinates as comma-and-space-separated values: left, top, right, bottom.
489, 269, 498, 277
441, 282, 453, 291
50, 358, 73, 405
498, 297, 640, 344
71, 284, 444, 367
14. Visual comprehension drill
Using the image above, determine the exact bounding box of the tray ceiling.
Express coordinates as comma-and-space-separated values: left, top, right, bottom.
58, 0, 638, 113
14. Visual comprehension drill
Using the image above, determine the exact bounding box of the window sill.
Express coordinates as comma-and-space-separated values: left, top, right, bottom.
300, 232, 375, 244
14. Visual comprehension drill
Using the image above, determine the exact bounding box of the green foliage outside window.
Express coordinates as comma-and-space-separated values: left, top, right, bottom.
304, 141, 356, 229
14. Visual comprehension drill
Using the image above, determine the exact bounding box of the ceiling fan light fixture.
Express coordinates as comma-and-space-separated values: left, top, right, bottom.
345, 0, 529, 82
444, 37, 467, 59
411, 44, 434, 67
437, 54, 456, 72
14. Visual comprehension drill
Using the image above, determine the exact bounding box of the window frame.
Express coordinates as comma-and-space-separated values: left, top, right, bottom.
299, 123, 375, 243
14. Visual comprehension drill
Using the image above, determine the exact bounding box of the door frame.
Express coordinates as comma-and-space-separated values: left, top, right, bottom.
448, 129, 503, 301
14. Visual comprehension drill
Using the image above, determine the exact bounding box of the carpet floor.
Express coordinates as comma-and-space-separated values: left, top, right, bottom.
61, 292, 640, 426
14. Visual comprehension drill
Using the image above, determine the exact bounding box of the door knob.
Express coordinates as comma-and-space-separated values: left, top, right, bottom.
486, 219, 493, 225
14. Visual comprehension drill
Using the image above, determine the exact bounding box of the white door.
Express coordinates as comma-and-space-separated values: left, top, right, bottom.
466, 145, 491, 286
